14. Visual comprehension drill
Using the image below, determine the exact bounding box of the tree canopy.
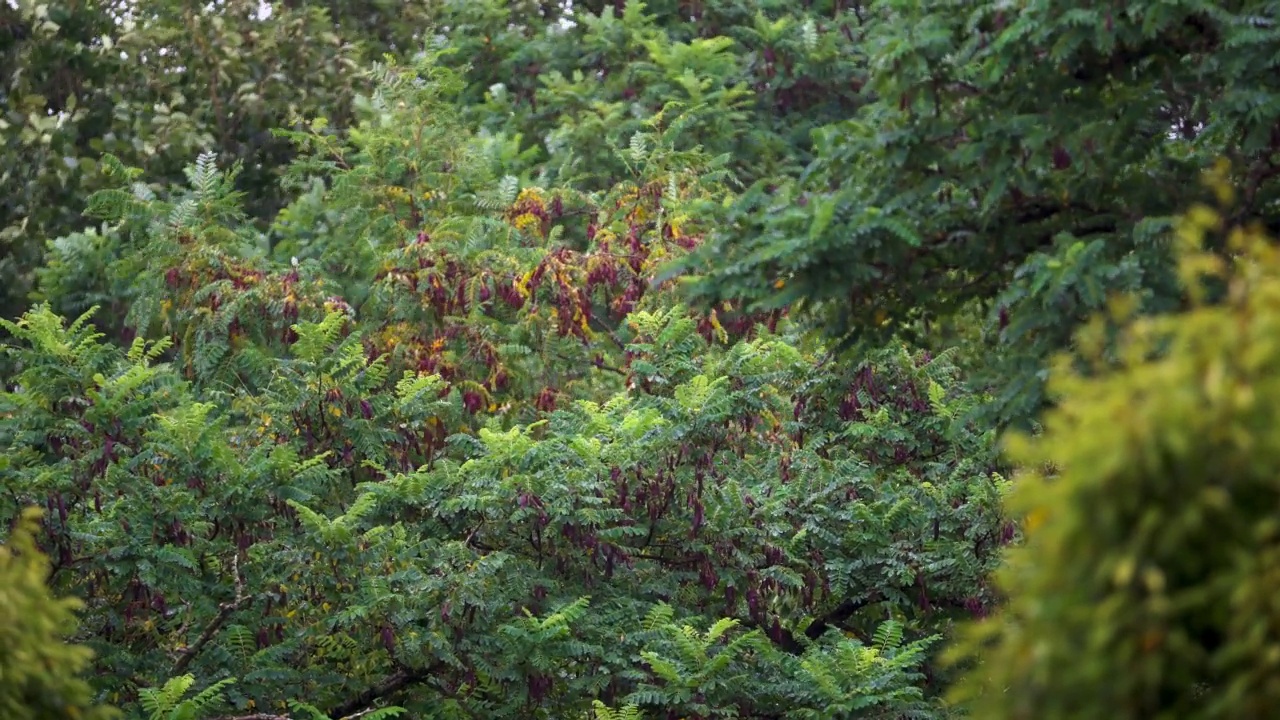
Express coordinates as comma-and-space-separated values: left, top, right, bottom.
3, 1, 1280, 719
676, 0, 1280, 423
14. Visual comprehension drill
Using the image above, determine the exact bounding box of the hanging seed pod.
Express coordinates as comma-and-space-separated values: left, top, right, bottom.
462, 390, 483, 415
770, 616, 785, 644
528, 674, 551, 703
1001, 521, 1017, 544
965, 596, 985, 618
1052, 145, 1073, 170
700, 561, 717, 591
535, 387, 557, 412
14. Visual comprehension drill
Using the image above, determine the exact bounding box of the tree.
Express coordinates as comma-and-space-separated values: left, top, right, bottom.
432, 0, 869, 187
947, 173, 1280, 718
0, 507, 118, 720
674, 0, 1280, 426
1, 0, 415, 321
6, 0, 875, 327
1, 54, 1006, 718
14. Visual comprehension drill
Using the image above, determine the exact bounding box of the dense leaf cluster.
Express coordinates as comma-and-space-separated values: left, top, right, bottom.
678, 0, 1280, 425
6, 1, 1280, 718
948, 178, 1280, 720
2, 54, 1006, 719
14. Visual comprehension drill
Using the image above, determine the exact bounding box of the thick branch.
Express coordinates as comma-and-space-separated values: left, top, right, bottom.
210, 706, 396, 720
325, 664, 440, 720
804, 593, 880, 643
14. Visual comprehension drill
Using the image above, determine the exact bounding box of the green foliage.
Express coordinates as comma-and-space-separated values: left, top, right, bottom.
0, 296, 1000, 716
589, 700, 645, 720
138, 675, 235, 720
0, 507, 118, 720
0, 54, 1007, 713
439, 0, 867, 187
5, 0, 873, 327
676, 0, 1280, 426
1, 0, 394, 320
26, 1, 1279, 716
947, 182, 1280, 717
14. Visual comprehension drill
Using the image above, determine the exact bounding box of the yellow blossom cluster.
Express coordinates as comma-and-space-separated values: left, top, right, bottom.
512, 212, 543, 236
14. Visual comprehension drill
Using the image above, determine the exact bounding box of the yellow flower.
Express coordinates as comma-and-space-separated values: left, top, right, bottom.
515, 187, 546, 204
513, 212, 542, 236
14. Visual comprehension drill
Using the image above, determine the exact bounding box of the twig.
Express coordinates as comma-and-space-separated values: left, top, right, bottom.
463, 519, 485, 548
339, 709, 392, 720
173, 553, 252, 675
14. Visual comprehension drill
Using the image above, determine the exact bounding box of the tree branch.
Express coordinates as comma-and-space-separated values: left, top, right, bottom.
173, 553, 251, 675
210, 704, 401, 720
803, 593, 881, 643
325, 663, 441, 720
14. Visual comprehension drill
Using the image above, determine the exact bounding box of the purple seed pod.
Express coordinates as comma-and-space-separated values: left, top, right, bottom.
700, 562, 717, 591
1001, 521, 1017, 544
